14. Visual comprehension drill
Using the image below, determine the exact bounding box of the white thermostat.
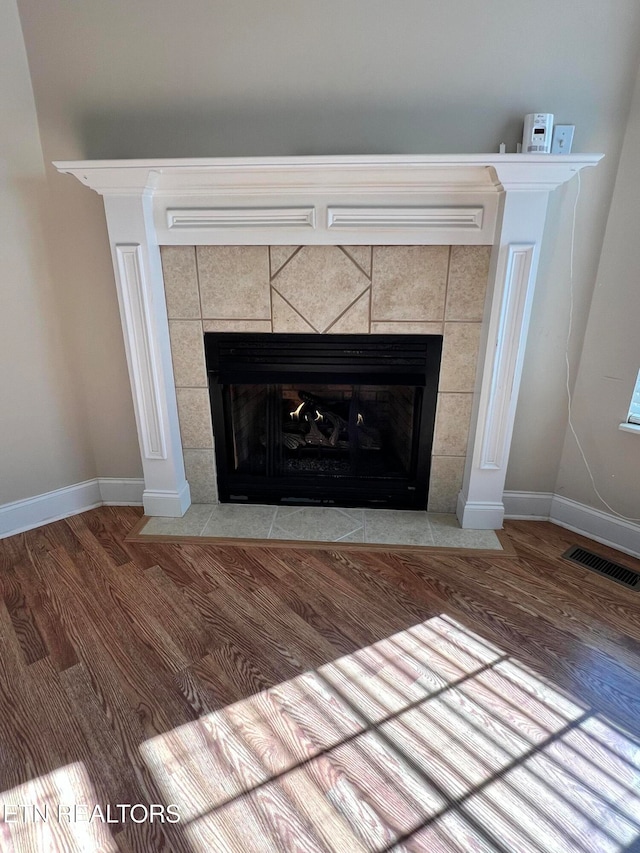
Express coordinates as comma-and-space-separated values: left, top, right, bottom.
522, 113, 554, 153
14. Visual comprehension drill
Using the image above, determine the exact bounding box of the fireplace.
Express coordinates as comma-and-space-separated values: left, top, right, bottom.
205, 333, 442, 508
54, 154, 603, 525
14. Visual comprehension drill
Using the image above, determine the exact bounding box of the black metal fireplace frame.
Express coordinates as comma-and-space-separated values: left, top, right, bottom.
205, 333, 442, 510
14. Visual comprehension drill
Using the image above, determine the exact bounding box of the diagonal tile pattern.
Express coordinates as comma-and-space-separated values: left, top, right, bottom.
271, 246, 370, 333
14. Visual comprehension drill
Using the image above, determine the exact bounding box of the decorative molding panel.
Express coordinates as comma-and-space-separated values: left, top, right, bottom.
166, 207, 316, 230
480, 244, 535, 470
327, 206, 484, 230
115, 244, 167, 460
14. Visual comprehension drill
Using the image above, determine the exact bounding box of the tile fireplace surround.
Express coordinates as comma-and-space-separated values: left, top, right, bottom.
55, 154, 602, 528
163, 243, 489, 513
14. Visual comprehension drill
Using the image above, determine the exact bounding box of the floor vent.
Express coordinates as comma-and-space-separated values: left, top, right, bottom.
562, 546, 640, 590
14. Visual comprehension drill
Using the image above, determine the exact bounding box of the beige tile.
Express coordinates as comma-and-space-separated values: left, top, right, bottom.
427, 456, 465, 513
445, 246, 491, 322
272, 246, 370, 333
341, 246, 372, 278
176, 388, 213, 449
429, 513, 501, 549
370, 321, 443, 335
364, 510, 434, 546
141, 503, 213, 536
201, 504, 277, 539
439, 323, 482, 392
271, 507, 363, 542
203, 319, 272, 332
371, 246, 449, 321
270, 246, 300, 278
198, 246, 270, 319
326, 289, 371, 333
271, 291, 317, 333
184, 449, 217, 503
433, 393, 472, 457
336, 529, 365, 543
169, 321, 207, 387
161, 246, 201, 319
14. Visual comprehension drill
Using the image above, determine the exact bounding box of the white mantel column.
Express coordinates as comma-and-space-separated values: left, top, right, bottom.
457, 187, 551, 528
103, 192, 190, 516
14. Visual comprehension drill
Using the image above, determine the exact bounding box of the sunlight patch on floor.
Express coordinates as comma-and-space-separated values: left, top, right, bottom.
0, 763, 118, 852
140, 614, 640, 852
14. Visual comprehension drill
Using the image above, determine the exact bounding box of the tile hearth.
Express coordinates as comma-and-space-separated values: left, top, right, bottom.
137, 504, 502, 549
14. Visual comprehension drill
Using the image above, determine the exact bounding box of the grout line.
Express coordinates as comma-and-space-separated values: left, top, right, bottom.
201, 318, 272, 323
271, 285, 320, 333
269, 246, 303, 281
443, 244, 452, 320
334, 526, 364, 542
322, 286, 371, 333
266, 506, 279, 539
197, 505, 216, 535
194, 245, 205, 321
334, 507, 365, 524
337, 245, 372, 281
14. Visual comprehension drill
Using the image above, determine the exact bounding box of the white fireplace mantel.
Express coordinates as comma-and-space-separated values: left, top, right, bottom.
55, 154, 603, 527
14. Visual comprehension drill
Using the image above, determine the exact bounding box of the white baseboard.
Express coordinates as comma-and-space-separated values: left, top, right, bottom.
502, 490, 553, 520
3, 479, 638, 559
98, 477, 145, 505
0, 479, 102, 540
550, 494, 640, 560
0, 477, 145, 540
143, 481, 191, 517
456, 493, 505, 529
503, 489, 640, 559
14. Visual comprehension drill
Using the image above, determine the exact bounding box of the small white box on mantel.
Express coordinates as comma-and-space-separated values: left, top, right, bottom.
522, 113, 554, 153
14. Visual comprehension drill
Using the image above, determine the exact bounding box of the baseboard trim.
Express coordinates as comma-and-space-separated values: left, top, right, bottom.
0, 477, 145, 540
0, 479, 102, 540
502, 490, 554, 520
503, 490, 640, 558
456, 493, 505, 529
98, 477, 145, 505
2, 480, 638, 558
550, 494, 640, 559
143, 481, 191, 517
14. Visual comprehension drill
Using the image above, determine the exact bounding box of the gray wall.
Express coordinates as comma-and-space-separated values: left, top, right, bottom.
0, 0, 94, 504
10, 0, 640, 512
554, 62, 640, 519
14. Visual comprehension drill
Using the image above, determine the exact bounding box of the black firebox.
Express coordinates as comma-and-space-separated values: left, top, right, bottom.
205, 333, 442, 510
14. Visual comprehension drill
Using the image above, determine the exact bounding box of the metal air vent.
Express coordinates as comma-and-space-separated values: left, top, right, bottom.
562, 546, 639, 590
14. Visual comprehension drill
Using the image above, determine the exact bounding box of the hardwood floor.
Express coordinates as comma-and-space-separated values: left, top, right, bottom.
0, 507, 639, 852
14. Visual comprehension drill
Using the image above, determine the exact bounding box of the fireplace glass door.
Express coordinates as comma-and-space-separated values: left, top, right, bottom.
206, 334, 441, 509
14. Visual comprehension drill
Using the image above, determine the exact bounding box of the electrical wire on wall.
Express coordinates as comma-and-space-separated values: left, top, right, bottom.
565, 170, 640, 522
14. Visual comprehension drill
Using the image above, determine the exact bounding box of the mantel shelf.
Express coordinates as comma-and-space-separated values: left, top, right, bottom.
54, 153, 604, 196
